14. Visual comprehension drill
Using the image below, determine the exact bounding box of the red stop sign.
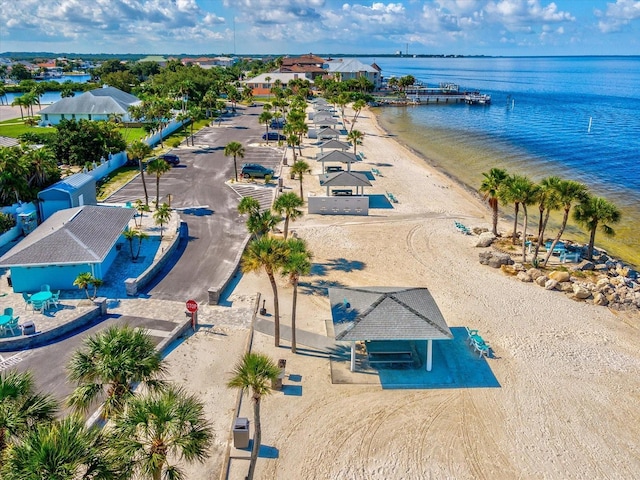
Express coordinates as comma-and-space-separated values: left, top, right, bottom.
186, 299, 198, 313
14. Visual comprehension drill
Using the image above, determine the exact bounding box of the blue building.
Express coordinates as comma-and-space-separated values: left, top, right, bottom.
0, 205, 134, 293
38, 173, 97, 221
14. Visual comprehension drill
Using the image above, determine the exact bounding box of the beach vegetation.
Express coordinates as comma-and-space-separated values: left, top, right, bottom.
238, 196, 261, 216
290, 160, 311, 199
66, 325, 166, 419
0, 370, 58, 467
247, 210, 282, 237
153, 203, 171, 239
479, 167, 509, 236
573, 195, 621, 261
146, 156, 172, 209
349, 99, 367, 133
282, 238, 313, 354
110, 387, 212, 480
227, 352, 280, 480
123, 227, 148, 261
0, 415, 122, 480
72, 272, 103, 300
542, 180, 589, 267
532, 176, 562, 260
224, 141, 245, 181
498, 174, 536, 247
273, 192, 304, 240
347, 129, 364, 156
242, 237, 288, 347
126, 139, 152, 205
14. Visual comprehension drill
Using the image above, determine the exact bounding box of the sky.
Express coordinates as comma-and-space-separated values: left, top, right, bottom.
0, 0, 639, 57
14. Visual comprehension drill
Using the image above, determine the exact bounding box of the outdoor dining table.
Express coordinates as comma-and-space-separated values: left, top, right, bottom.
0, 314, 12, 328
31, 291, 53, 311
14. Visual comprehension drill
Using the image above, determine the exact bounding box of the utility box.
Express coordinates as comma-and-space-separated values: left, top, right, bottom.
21, 321, 36, 335
233, 417, 250, 449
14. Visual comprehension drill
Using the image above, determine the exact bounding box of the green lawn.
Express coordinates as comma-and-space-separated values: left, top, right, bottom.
0, 116, 45, 138
96, 165, 140, 201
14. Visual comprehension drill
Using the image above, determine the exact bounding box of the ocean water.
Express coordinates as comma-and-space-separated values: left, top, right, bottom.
366, 56, 640, 265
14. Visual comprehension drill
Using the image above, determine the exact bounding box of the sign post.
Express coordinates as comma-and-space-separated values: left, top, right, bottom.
186, 299, 198, 330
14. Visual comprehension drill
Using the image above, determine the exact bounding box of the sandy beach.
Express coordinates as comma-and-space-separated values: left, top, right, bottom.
156, 105, 640, 479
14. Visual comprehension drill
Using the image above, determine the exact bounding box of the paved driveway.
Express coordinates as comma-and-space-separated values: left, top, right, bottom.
107, 105, 283, 303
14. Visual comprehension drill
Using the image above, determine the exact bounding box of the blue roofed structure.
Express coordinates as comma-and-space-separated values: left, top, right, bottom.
38, 173, 96, 221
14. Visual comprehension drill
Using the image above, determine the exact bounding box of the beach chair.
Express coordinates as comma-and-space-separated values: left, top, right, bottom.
40, 284, 50, 292
49, 290, 61, 309
3, 307, 13, 318
4, 317, 20, 336
455, 221, 472, 235
371, 168, 381, 176
465, 327, 490, 359
22, 292, 32, 310
387, 192, 398, 203
31, 299, 45, 314
560, 251, 582, 263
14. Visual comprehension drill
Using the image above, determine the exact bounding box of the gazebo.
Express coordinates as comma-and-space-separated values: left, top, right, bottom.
318, 139, 351, 155
317, 127, 341, 140
329, 287, 453, 372
316, 150, 358, 172
319, 171, 371, 196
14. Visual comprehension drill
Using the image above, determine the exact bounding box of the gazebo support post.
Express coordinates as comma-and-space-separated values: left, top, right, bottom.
426, 339, 433, 371
350, 341, 356, 372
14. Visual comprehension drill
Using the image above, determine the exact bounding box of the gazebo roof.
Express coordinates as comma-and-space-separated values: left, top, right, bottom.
317, 127, 341, 137
314, 117, 338, 125
319, 171, 372, 187
316, 150, 357, 163
329, 287, 453, 341
318, 139, 351, 150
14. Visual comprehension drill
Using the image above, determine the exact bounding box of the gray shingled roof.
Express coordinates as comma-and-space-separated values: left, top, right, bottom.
326, 58, 378, 74
319, 171, 371, 187
329, 287, 453, 341
0, 205, 134, 267
318, 139, 350, 151
40, 87, 140, 116
316, 150, 358, 163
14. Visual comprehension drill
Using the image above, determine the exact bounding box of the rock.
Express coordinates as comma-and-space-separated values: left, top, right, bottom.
549, 271, 570, 282
526, 268, 544, 280
517, 271, 533, 282
596, 278, 611, 289
573, 284, 592, 299
577, 261, 595, 271
545, 279, 558, 290
475, 232, 496, 247
558, 282, 574, 292
512, 262, 526, 271
478, 251, 492, 265
488, 253, 513, 268
594, 264, 609, 272
535, 275, 548, 287
593, 292, 608, 306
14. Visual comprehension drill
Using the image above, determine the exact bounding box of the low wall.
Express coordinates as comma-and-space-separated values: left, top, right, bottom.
142, 119, 184, 147
85, 151, 128, 181
308, 195, 369, 216
208, 234, 251, 305
125, 218, 184, 296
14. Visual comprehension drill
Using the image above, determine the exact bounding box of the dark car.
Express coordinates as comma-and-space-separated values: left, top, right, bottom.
241, 163, 275, 179
159, 153, 180, 166
270, 119, 286, 129
262, 132, 286, 141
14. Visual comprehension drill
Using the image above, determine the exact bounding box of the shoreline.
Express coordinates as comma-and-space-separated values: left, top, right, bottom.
373, 105, 640, 268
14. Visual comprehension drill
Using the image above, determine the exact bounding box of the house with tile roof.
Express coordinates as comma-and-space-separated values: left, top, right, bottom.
279, 54, 327, 78
242, 72, 314, 97
39, 86, 141, 126
0, 205, 134, 293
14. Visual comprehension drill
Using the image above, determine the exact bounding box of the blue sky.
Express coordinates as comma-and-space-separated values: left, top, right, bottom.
1, 0, 639, 56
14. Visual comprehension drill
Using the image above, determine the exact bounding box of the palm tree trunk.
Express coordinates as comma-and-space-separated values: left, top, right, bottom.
512, 203, 520, 244
139, 160, 149, 206
156, 176, 160, 210
587, 224, 598, 260
267, 273, 280, 347
490, 198, 499, 236
543, 208, 570, 267
521, 205, 529, 262
291, 281, 298, 353
247, 396, 261, 480
298, 176, 303, 199
534, 209, 551, 259
283, 216, 290, 240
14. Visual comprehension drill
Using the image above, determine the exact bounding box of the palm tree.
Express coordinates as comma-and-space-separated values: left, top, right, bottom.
246, 210, 282, 237
347, 130, 364, 156
227, 352, 280, 480
238, 196, 261, 216
24, 147, 58, 190
259, 111, 273, 144
573, 195, 621, 260
72, 272, 103, 300
153, 203, 172, 239
123, 228, 148, 261
126, 140, 152, 206
514, 178, 539, 262
242, 237, 287, 347
224, 141, 245, 181
0, 416, 121, 480
282, 239, 313, 353
187, 105, 203, 146
349, 99, 366, 133
0, 370, 58, 465
498, 174, 531, 245
542, 179, 589, 267
533, 176, 562, 259
146, 157, 172, 209
273, 192, 304, 239
286, 133, 299, 164
133, 198, 151, 228
0, 147, 29, 204
479, 168, 508, 236
10, 96, 25, 120
66, 325, 166, 418
290, 160, 311, 199
111, 387, 213, 480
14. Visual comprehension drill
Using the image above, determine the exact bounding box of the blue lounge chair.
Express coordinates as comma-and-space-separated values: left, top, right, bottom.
22, 292, 32, 310
387, 192, 398, 203
4, 317, 20, 336
455, 221, 472, 235
371, 168, 382, 176
466, 327, 491, 358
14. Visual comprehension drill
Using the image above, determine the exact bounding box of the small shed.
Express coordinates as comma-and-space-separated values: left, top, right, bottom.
0, 205, 134, 293
38, 173, 96, 221
329, 286, 453, 372
319, 171, 371, 196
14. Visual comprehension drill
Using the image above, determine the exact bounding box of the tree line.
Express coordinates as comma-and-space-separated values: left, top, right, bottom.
479, 168, 621, 265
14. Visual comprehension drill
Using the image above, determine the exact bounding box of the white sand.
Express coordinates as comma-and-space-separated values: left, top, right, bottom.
156, 106, 640, 479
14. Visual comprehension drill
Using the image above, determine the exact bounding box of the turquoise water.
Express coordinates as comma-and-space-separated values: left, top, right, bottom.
365, 56, 640, 264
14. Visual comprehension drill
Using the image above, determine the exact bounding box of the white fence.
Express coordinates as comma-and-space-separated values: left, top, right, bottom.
307, 195, 369, 216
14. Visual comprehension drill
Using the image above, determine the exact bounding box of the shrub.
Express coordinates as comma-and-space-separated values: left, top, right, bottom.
264, 174, 272, 184
0, 212, 16, 234
170, 138, 181, 148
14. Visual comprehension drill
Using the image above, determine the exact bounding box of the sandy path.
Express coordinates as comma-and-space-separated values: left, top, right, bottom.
165, 105, 640, 479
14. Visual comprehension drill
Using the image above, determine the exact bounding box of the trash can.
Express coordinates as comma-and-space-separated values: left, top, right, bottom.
233, 417, 250, 449
21, 321, 36, 335
278, 177, 283, 188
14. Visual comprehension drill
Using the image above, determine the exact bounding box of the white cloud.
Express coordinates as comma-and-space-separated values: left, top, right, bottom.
596, 0, 640, 33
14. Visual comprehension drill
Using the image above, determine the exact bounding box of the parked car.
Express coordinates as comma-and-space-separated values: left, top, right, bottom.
262, 132, 286, 141
158, 153, 180, 166
241, 163, 275, 179
270, 119, 286, 129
